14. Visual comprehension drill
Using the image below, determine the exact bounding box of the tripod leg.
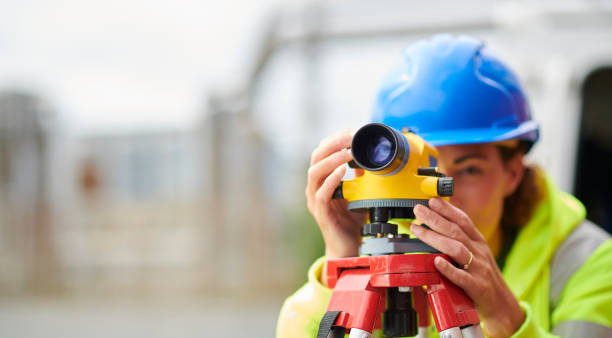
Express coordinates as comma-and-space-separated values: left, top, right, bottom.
348, 328, 371, 338
427, 275, 481, 336
439, 327, 462, 338
460, 325, 485, 338
320, 268, 384, 337
438, 325, 485, 338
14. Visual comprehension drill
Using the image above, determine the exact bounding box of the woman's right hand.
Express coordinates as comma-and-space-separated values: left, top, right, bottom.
306, 129, 367, 262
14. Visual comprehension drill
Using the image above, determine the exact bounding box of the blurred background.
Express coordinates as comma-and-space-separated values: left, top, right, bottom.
1, 0, 612, 337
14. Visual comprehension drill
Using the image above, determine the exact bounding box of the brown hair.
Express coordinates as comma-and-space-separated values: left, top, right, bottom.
497, 142, 545, 228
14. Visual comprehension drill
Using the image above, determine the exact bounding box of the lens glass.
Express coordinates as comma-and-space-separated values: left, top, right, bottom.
366, 136, 393, 166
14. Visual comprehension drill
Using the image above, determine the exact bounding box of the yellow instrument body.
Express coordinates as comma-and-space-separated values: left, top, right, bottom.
342, 131, 447, 203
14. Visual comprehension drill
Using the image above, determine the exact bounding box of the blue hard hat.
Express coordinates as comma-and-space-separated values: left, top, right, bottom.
371, 34, 539, 150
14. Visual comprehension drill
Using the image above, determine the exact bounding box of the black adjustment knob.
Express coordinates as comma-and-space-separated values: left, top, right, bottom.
437, 177, 454, 197
332, 183, 343, 199
347, 160, 359, 169
417, 167, 444, 177
362, 222, 398, 236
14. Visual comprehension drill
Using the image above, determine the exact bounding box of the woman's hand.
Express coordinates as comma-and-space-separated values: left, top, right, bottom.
411, 198, 525, 338
306, 129, 366, 262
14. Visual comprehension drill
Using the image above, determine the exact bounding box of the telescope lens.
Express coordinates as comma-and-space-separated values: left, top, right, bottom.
367, 136, 394, 167
352, 123, 408, 174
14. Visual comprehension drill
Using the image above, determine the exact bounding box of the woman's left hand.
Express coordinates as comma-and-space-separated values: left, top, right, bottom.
411, 198, 525, 338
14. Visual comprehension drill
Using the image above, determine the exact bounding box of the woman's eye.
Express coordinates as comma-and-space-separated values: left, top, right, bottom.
458, 166, 483, 175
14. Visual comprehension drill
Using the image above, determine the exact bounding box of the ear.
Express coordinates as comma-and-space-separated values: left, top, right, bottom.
503, 153, 525, 197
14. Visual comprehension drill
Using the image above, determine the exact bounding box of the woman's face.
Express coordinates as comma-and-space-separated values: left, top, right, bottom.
436, 143, 524, 242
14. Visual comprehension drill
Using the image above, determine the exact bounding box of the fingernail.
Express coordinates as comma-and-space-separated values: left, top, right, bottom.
429, 198, 441, 209
410, 224, 421, 233
434, 256, 444, 265
414, 204, 425, 215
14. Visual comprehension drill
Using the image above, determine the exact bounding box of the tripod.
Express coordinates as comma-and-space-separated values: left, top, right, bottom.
317, 206, 485, 338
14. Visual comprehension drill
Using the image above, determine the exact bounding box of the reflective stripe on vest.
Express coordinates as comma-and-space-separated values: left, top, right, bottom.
552, 320, 612, 337
550, 219, 610, 309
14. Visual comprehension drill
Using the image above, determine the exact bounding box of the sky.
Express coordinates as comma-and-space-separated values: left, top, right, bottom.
0, 0, 284, 134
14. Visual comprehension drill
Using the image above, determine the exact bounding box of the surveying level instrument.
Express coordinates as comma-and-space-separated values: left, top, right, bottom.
317, 123, 484, 338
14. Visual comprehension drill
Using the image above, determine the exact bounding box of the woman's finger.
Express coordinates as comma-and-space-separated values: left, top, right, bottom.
428, 198, 484, 242
410, 224, 473, 267
433, 256, 474, 290
413, 204, 471, 245
307, 149, 352, 197
315, 165, 347, 207
310, 129, 353, 166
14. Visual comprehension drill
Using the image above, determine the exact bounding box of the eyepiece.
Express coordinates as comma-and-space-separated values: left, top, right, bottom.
351, 123, 409, 175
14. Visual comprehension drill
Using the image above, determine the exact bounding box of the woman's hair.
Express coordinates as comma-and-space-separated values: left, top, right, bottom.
497, 142, 544, 228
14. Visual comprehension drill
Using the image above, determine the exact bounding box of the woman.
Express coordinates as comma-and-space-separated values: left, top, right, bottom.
277, 35, 612, 337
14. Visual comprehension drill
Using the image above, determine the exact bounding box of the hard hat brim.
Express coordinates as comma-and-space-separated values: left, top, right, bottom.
419, 120, 540, 149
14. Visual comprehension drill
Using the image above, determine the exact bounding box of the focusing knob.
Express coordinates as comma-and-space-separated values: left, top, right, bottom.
362, 222, 398, 236
437, 177, 454, 197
